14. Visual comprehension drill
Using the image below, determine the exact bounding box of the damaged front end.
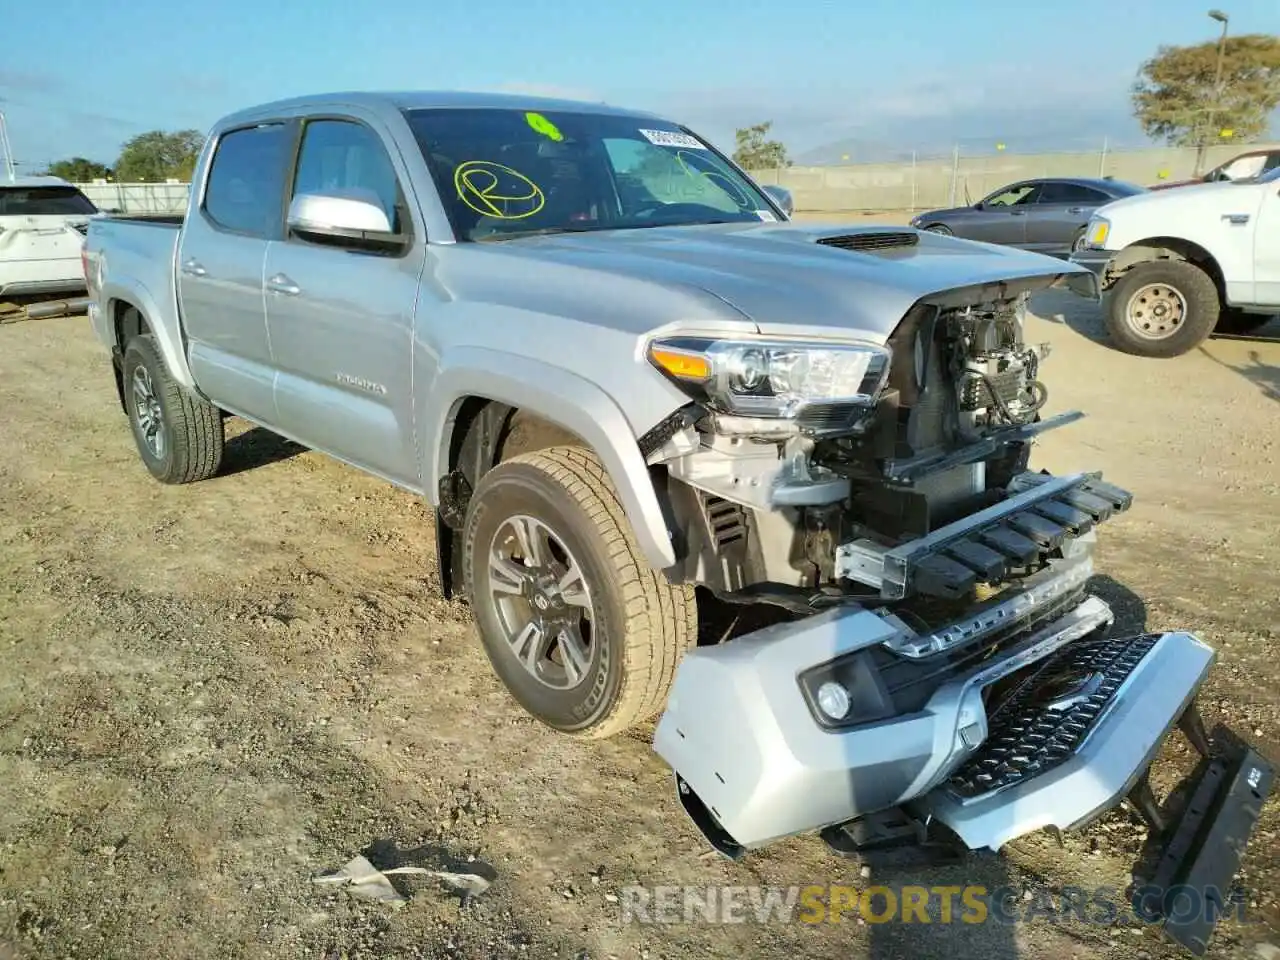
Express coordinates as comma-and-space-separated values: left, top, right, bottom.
642, 259, 1273, 955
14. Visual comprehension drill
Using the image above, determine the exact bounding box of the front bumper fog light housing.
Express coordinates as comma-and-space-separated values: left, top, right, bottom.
816, 681, 851, 721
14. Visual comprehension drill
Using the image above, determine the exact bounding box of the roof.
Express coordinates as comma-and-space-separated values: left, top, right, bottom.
1, 174, 74, 189
218, 90, 665, 128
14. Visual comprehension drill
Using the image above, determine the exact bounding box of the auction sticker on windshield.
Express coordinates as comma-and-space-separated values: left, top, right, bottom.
639, 129, 706, 149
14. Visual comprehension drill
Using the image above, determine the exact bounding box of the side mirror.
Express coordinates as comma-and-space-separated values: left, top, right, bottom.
762, 184, 794, 218
287, 190, 405, 249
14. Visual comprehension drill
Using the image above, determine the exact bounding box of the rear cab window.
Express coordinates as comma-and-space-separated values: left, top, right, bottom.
0, 186, 98, 216
202, 123, 292, 237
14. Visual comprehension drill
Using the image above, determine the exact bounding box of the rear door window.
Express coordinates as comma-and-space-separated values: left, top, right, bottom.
202, 123, 291, 237
0, 186, 98, 216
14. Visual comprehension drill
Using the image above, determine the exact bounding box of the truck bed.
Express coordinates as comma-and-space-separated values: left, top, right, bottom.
84, 215, 182, 365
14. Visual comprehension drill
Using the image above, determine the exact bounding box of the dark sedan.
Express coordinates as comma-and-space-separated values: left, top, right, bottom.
909, 177, 1146, 257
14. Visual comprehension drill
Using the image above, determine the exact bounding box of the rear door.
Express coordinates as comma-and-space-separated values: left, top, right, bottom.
177, 121, 293, 422
262, 113, 425, 487
1024, 182, 1111, 254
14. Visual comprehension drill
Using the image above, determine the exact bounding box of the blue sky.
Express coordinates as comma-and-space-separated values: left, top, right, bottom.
1, 0, 1277, 171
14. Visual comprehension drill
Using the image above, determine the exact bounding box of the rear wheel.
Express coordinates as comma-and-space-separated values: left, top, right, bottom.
122, 335, 224, 483
1070, 228, 1087, 253
1104, 261, 1220, 358
462, 446, 696, 738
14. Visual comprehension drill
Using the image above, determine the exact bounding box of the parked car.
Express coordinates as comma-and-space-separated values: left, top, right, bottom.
910, 177, 1147, 257
0, 175, 98, 298
81, 90, 1270, 953
1070, 165, 1280, 357
1150, 146, 1280, 191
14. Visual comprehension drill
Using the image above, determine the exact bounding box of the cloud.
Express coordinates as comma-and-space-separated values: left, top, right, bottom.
0, 69, 64, 94
639, 63, 1149, 161
169, 73, 230, 97
489, 81, 604, 103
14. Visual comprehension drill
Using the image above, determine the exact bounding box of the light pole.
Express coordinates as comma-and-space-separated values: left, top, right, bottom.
1197, 8, 1230, 174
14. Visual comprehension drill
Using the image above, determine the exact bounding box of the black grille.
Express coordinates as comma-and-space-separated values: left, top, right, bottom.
817, 231, 919, 252
946, 632, 1161, 799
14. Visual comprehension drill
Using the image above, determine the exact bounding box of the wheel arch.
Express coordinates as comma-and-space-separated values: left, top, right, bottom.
422, 350, 681, 597
1107, 237, 1225, 298
100, 281, 197, 392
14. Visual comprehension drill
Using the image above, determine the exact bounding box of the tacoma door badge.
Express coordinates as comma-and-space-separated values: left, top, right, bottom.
336, 372, 388, 396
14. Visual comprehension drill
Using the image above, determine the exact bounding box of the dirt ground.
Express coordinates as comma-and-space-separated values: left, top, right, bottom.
1, 281, 1278, 960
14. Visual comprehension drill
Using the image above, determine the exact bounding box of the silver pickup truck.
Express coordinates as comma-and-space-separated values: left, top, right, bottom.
82, 91, 1270, 951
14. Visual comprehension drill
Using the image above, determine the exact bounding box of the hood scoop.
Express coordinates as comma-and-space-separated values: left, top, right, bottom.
817, 230, 919, 253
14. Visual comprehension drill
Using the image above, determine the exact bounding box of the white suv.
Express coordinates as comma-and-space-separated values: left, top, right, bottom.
1070, 166, 1280, 357
0, 176, 99, 299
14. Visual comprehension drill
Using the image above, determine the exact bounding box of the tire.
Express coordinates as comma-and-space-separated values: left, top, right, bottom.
1216, 308, 1276, 335
923, 223, 952, 236
122, 334, 225, 483
1070, 228, 1087, 254
1103, 260, 1220, 358
462, 445, 696, 739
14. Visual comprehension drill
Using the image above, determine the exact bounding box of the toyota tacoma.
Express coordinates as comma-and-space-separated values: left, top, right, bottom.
81, 91, 1272, 953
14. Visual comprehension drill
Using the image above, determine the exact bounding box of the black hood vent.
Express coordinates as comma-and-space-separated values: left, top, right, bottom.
817, 231, 919, 253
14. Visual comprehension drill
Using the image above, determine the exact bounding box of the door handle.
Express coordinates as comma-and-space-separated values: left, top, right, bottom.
1066, 206, 1085, 214
1010, 210, 1026, 216
180, 258, 206, 277
266, 273, 301, 296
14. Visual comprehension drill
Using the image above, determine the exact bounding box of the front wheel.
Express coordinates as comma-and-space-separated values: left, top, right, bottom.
1104, 261, 1220, 358
122, 335, 225, 483
462, 446, 696, 739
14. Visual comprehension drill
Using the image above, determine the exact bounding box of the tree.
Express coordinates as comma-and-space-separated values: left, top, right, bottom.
113, 129, 205, 182
45, 157, 113, 181
731, 122, 790, 170
1132, 33, 1280, 156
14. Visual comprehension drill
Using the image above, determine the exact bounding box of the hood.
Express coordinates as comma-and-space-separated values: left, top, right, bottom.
464, 222, 1092, 343
1095, 177, 1256, 217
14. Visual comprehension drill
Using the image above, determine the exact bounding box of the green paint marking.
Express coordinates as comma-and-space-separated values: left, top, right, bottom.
525, 112, 563, 142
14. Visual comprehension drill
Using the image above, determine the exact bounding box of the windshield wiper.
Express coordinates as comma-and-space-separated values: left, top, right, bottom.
475, 225, 602, 242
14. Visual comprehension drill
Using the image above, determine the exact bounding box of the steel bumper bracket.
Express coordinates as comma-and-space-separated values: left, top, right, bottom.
1138, 723, 1275, 956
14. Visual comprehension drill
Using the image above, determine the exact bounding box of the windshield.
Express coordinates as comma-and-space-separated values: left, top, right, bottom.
0, 186, 98, 217
402, 107, 777, 241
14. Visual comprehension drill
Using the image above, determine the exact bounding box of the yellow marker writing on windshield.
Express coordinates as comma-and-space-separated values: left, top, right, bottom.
525, 112, 564, 142
454, 161, 546, 219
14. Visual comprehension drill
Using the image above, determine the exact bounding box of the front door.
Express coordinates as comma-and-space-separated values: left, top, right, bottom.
964, 182, 1039, 246
263, 114, 426, 488
177, 121, 293, 421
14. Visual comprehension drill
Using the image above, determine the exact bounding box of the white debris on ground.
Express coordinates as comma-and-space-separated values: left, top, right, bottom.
312, 854, 492, 908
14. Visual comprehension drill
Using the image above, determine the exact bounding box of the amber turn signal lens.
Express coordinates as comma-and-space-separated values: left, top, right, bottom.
649, 346, 712, 381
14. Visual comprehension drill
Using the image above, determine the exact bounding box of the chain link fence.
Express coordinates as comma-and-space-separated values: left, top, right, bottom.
748, 141, 1277, 213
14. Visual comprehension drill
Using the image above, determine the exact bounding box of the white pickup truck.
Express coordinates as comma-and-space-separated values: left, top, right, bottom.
1070, 165, 1279, 357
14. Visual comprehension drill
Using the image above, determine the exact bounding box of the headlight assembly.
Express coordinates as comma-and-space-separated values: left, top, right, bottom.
646, 336, 891, 432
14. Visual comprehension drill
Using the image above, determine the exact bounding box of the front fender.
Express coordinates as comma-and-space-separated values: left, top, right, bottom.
422, 347, 679, 572
101, 279, 195, 391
